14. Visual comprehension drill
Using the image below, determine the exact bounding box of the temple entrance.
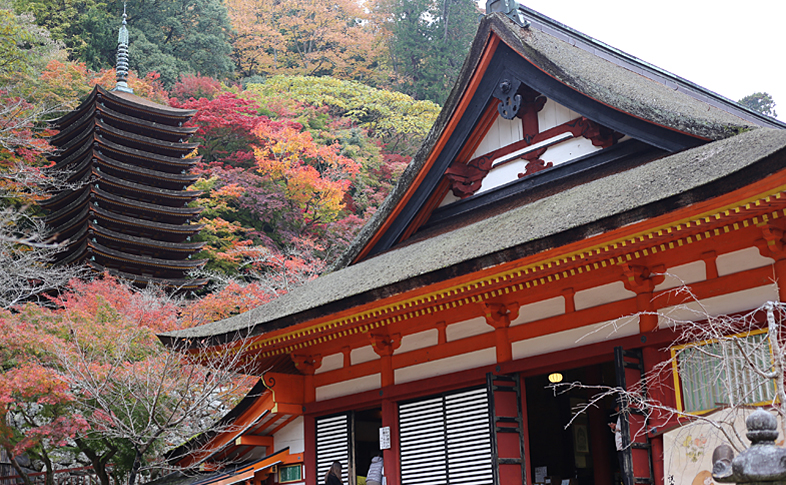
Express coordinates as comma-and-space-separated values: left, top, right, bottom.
353, 407, 382, 484
525, 362, 618, 485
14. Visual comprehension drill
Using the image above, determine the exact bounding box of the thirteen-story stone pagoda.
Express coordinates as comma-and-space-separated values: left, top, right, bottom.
40, 10, 207, 290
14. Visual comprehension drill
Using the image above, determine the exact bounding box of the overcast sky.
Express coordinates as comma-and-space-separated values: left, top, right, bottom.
485, 1, 784, 120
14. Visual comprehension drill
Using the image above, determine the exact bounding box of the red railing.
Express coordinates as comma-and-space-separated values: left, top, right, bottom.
0, 464, 104, 485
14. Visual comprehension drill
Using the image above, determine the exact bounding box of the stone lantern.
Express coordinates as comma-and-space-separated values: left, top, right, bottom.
712, 408, 786, 485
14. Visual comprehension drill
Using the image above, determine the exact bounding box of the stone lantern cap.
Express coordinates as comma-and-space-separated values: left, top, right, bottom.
712, 408, 786, 484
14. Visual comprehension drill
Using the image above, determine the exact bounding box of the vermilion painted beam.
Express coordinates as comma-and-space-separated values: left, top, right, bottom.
311, 264, 774, 390
240, 178, 786, 366
235, 435, 273, 447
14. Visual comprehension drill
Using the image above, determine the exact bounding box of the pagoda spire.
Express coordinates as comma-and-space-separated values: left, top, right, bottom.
113, 2, 133, 94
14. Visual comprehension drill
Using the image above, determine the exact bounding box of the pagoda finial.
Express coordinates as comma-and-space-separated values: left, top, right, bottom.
113, 2, 133, 94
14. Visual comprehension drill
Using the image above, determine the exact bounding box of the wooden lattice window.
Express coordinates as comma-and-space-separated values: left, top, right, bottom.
672, 330, 776, 414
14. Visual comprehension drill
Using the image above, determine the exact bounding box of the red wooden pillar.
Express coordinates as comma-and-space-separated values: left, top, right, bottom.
484, 303, 519, 363
381, 399, 400, 485
371, 333, 401, 388
293, 354, 322, 403
622, 264, 664, 333
305, 415, 316, 485
756, 225, 786, 301
519, 373, 533, 485
585, 366, 612, 485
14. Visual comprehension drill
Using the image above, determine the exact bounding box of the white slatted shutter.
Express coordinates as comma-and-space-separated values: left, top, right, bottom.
316, 414, 350, 484
399, 388, 494, 485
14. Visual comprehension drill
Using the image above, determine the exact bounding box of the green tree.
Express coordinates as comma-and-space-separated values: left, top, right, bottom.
12, 0, 235, 87
738, 91, 777, 118
383, 0, 479, 104
0, 0, 65, 77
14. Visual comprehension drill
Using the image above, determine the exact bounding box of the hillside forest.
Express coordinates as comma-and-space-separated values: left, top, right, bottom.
0, 0, 482, 483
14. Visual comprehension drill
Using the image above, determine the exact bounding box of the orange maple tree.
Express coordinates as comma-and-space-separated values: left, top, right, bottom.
228, 0, 390, 83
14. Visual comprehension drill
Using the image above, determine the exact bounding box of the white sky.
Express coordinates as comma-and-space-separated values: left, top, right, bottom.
480, 0, 785, 120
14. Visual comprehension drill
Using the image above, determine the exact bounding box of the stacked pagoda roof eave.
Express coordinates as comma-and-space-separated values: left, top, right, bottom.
43, 81, 207, 288
87, 240, 207, 270
94, 152, 200, 187
87, 261, 209, 290
50, 85, 197, 129
92, 187, 202, 218
89, 225, 205, 253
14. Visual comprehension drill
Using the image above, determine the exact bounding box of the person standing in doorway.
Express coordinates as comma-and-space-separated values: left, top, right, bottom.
609, 404, 630, 485
367, 454, 384, 485
325, 461, 343, 485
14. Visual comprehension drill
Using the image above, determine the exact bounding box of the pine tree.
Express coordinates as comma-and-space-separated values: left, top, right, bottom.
385, 0, 480, 104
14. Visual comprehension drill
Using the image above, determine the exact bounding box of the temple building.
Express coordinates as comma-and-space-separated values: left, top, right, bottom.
159, 2, 786, 485
41, 11, 207, 289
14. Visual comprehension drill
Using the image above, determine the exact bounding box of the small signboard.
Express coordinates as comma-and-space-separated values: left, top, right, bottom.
379, 426, 391, 450
279, 464, 302, 484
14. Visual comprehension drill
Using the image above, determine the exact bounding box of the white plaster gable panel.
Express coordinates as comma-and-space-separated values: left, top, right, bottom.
274, 416, 304, 453
657, 284, 778, 329
446, 316, 493, 341
395, 328, 438, 354
472, 116, 523, 158
315, 353, 343, 374
538, 98, 582, 132
510, 296, 564, 327
654, 261, 706, 292
477, 159, 528, 194
351, 345, 379, 365
511, 315, 639, 360
316, 373, 380, 401
438, 190, 460, 208
541, 137, 602, 167
394, 348, 496, 385
716, 246, 773, 277
574, 281, 636, 311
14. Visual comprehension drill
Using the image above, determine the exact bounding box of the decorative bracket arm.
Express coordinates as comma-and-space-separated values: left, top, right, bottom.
291, 353, 322, 375
492, 78, 523, 120
755, 225, 786, 260
370, 333, 401, 357
483, 302, 520, 329
621, 264, 665, 294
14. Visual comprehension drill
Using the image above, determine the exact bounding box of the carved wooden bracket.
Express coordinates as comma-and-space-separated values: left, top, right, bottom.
493, 78, 523, 120
370, 333, 401, 357
445, 153, 496, 198
445, 116, 620, 198
755, 225, 786, 260
483, 302, 520, 329
621, 264, 665, 294
291, 353, 322, 375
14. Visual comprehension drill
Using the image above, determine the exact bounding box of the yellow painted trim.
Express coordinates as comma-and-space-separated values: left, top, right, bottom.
670, 328, 774, 414
246, 186, 786, 356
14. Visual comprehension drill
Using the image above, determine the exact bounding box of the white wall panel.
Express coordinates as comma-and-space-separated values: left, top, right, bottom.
315, 353, 343, 374
351, 345, 379, 365
542, 138, 601, 167
274, 416, 304, 453
654, 261, 706, 292
395, 348, 496, 385
538, 99, 581, 131
657, 284, 778, 329
510, 296, 565, 327
473, 116, 523, 158
716, 247, 773, 276
477, 159, 528, 194
396, 329, 439, 354
316, 374, 381, 401
511, 315, 639, 360
445, 316, 492, 342
575, 281, 635, 311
